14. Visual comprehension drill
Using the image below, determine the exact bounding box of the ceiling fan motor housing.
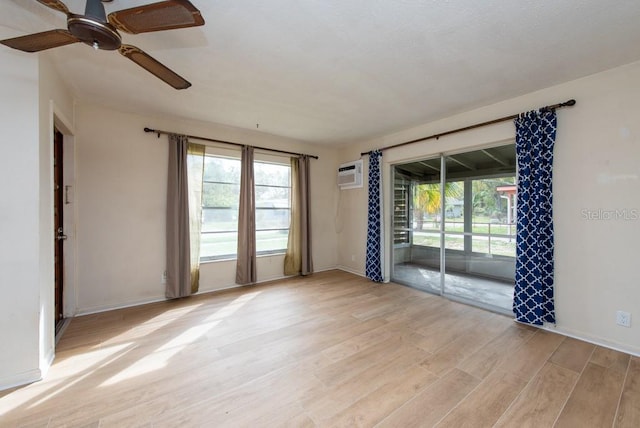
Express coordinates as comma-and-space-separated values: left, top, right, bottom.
68, 0, 121, 50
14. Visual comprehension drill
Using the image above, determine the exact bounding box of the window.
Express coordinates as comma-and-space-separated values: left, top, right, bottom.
200, 153, 291, 261
255, 162, 291, 254
201, 156, 241, 260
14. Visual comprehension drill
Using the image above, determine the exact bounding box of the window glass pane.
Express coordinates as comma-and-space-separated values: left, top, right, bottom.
203, 156, 240, 183
491, 235, 516, 257
413, 183, 441, 233
444, 181, 464, 232
255, 186, 290, 206
392, 158, 441, 294
255, 163, 290, 186
256, 208, 290, 230
203, 157, 241, 182
201, 155, 241, 260
256, 229, 289, 253
203, 182, 240, 208
254, 161, 291, 254
443, 145, 517, 313
471, 176, 516, 254
412, 230, 440, 248
202, 207, 237, 233
470, 235, 489, 253
201, 231, 238, 259
444, 233, 464, 251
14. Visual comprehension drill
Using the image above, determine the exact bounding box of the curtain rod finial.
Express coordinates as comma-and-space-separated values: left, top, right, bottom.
143, 127, 161, 138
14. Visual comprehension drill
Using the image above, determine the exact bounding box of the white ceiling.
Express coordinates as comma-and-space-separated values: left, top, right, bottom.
3, 0, 640, 146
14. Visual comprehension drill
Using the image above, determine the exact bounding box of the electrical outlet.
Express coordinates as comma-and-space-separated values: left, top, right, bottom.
616, 310, 631, 327
161, 270, 167, 284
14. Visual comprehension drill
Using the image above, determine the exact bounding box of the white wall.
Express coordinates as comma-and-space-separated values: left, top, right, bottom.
0, 52, 76, 390
0, 50, 42, 389
38, 57, 75, 371
74, 103, 340, 314
338, 60, 640, 355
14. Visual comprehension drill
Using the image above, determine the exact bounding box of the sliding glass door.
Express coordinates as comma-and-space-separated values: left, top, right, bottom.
391, 157, 441, 294
391, 143, 516, 314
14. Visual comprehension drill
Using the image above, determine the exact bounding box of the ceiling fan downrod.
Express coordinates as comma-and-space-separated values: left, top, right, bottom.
68, 0, 121, 51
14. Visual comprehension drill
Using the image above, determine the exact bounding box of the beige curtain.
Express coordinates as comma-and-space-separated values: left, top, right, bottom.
236, 146, 257, 284
166, 134, 204, 298
284, 158, 301, 275
284, 155, 313, 276
187, 143, 205, 293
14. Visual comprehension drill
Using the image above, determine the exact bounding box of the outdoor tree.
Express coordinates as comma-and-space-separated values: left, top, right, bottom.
472, 177, 515, 221
413, 181, 462, 230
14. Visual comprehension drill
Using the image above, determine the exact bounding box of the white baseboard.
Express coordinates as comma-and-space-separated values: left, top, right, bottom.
0, 369, 42, 392
76, 295, 169, 316
541, 324, 640, 357
335, 265, 366, 277
77, 266, 346, 316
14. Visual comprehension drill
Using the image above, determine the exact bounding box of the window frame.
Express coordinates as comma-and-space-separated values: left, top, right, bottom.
253, 160, 292, 256
199, 148, 292, 262
200, 152, 242, 262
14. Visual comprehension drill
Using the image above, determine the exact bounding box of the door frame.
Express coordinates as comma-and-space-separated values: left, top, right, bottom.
50, 101, 77, 328
388, 141, 517, 315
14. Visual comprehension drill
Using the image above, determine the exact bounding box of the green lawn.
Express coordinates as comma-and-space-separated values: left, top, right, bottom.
200, 230, 289, 259
412, 230, 516, 257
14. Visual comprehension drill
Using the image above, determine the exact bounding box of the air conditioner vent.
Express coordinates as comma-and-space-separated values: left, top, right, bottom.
338, 160, 363, 189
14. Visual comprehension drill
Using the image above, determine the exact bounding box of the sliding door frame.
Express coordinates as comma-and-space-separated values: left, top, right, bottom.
390, 141, 516, 315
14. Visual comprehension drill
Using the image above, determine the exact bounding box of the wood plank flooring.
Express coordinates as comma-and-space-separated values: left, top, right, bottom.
1, 270, 638, 427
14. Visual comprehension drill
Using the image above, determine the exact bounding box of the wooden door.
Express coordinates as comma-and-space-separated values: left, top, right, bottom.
54, 128, 65, 332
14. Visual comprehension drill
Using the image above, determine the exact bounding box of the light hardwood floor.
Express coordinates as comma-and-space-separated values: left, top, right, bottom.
1, 270, 638, 427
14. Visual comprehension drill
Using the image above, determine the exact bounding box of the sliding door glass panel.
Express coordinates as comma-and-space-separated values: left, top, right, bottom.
391, 158, 441, 293
443, 144, 517, 313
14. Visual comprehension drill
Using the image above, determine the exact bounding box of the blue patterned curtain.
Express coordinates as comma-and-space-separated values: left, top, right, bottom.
513, 109, 557, 325
366, 150, 383, 282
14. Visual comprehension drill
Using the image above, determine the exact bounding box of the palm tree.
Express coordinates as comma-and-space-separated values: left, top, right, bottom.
413, 182, 462, 230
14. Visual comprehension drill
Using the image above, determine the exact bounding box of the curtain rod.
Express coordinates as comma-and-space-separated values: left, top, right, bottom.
144, 127, 319, 160
360, 99, 576, 156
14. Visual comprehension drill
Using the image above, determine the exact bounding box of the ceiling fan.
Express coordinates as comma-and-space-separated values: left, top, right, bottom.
0, 0, 205, 89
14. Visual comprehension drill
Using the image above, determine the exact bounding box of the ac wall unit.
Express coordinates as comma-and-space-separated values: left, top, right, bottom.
338, 159, 363, 189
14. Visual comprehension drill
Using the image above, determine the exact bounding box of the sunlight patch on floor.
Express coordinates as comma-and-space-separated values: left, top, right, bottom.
99, 303, 206, 347
0, 343, 133, 415
100, 291, 261, 387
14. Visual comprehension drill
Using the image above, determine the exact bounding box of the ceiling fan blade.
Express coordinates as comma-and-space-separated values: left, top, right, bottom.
0, 29, 79, 52
108, 0, 204, 34
36, 0, 70, 16
119, 44, 191, 90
